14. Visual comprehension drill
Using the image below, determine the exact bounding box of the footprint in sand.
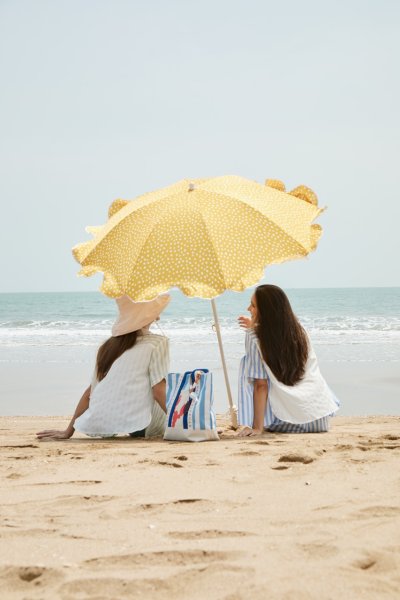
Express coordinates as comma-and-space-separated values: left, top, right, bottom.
6, 455, 33, 460
353, 505, 400, 519
60, 577, 147, 598
17, 567, 45, 582
1, 444, 38, 449
357, 439, 400, 451
271, 465, 289, 470
355, 435, 400, 450
138, 458, 184, 468
22, 480, 102, 486
278, 454, 314, 464
83, 549, 241, 569
167, 529, 253, 540
61, 564, 250, 599
298, 542, 339, 558
357, 445, 373, 452
353, 552, 399, 573
232, 450, 261, 457
0, 565, 63, 594
6, 472, 23, 479
355, 557, 377, 570
156, 460, 184, 468
0, 526, 58, 538
102, 498, 216, 520
41, 495, 114, 511
381, 434, 400, 441
66, 453, 84, 460
313, 502, 346, 512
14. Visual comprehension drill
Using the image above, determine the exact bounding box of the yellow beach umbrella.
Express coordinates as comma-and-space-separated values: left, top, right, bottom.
73, 175, 324, 427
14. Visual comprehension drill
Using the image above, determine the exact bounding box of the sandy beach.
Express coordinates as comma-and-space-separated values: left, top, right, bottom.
1, 415, 400, 599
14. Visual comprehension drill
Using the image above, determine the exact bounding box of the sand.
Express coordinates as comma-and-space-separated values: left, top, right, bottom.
1, 415, 400, 599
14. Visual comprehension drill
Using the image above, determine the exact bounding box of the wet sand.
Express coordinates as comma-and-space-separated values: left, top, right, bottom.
0, 361, 399, 416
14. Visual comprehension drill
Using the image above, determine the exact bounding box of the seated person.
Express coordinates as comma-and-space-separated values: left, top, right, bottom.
37, 294, 170, 440
238, 285, 339, 436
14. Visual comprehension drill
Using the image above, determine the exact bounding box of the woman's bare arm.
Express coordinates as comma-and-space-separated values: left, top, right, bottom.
238, 378, 268, 437
152, 379, 167, 413
36, 386, 91, 440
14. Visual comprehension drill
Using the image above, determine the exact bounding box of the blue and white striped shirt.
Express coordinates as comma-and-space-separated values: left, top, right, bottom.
238, 330, 339, 433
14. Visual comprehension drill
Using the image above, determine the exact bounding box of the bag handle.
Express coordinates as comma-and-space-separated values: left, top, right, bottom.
189, 368, 209, 384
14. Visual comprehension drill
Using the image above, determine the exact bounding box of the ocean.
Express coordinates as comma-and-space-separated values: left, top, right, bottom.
1, 287, 399, 363
0, 288, 399, 415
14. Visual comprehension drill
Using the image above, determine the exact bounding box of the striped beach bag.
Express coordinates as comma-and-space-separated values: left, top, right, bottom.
164, 369, 219, 442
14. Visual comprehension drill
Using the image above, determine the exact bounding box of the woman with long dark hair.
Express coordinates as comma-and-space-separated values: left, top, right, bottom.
37, 295, 170, 440
238, 285, 339, 436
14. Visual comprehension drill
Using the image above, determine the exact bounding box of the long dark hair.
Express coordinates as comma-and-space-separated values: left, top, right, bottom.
254, 285, 308, 386
96, 331, 138, 382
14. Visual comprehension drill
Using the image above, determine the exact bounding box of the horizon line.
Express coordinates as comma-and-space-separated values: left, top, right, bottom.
1, 285, 399, 295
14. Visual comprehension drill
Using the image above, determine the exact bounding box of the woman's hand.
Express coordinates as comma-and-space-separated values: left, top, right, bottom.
36, 428, 73, 440
238, 316, 252, 329
36, 386, 91, 442
237, 426, 263, 437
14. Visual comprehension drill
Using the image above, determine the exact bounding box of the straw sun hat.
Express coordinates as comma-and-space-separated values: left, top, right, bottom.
112, 294, 170, 337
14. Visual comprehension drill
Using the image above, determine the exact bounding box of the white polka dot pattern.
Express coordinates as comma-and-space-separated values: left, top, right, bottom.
72, 175, 324, 301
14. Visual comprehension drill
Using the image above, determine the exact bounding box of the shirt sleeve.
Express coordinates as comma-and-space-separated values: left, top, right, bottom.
245, 331, 269, 381
149, 336, 170, 387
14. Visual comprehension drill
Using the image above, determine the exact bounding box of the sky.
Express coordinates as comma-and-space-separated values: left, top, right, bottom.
0, 0, 399, 292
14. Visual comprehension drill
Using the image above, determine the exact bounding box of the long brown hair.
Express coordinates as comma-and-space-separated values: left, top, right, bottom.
96, 331, 138, 382
254, 285, 308, 386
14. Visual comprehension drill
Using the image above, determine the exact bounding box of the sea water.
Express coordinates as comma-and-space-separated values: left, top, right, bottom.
0, 288, 399, 414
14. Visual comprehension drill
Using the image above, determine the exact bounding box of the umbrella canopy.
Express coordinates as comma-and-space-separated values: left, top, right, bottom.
73, 175, 323, 301
73, 175, 324, 429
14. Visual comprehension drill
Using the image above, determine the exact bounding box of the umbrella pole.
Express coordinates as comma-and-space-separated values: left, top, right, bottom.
211, 298, 238, 429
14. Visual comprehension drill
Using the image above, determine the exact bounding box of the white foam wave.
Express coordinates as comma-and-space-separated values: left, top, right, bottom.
2, 313, 400, 332
1, 327, 400, 349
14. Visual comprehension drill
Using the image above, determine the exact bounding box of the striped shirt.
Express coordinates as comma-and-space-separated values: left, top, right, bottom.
75, 333, 169, 436
238, 330, 339, 433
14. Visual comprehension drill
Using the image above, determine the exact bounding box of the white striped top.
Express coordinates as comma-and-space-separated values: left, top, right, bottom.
242, 330, 339, 425
74, 333, 169, 435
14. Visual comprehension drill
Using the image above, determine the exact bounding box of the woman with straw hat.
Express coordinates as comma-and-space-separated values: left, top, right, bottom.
37, 294, 170, 440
